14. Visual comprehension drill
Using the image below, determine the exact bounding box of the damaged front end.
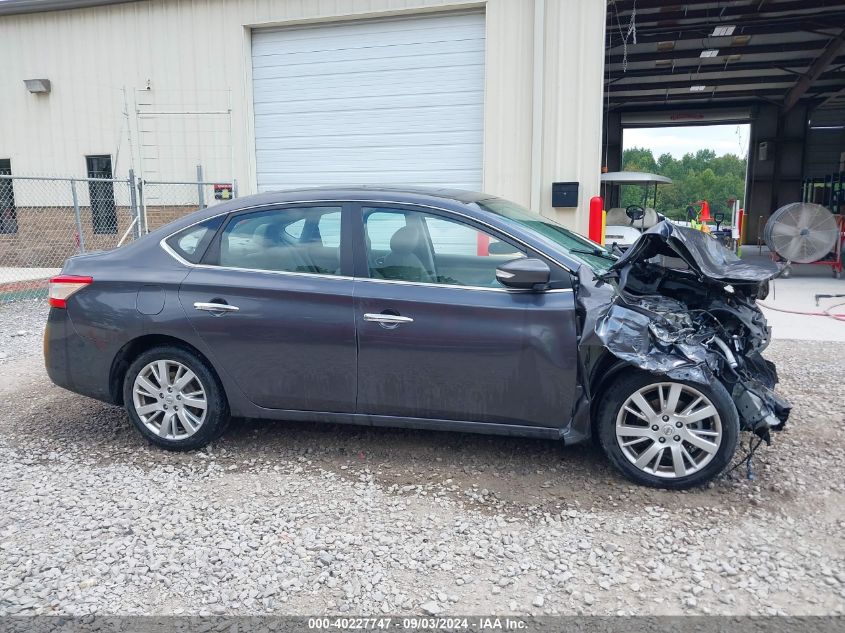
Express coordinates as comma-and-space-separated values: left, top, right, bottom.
591, 221, 790, 443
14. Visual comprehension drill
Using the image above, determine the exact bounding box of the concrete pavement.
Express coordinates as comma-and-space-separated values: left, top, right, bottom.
741, 250, 845, 342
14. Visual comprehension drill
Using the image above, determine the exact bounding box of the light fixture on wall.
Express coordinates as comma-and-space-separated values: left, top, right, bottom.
24, 79, 51, 94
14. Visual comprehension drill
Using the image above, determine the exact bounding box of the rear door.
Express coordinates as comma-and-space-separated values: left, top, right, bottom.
353, 205, 579, 427
177, 203, 357, 412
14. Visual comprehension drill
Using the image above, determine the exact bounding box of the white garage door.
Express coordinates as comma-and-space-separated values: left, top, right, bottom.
251, 12, 485, 192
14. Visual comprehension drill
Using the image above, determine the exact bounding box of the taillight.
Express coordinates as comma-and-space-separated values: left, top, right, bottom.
48, 275, 93, 308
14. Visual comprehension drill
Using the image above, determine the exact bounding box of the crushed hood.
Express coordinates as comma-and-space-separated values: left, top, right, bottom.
610, 221, 780, 285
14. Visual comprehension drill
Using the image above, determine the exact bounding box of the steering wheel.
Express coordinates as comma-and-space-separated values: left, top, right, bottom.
625, 205, 645, 224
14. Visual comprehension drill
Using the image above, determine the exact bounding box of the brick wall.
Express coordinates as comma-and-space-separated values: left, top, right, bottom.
0, 205, 195, 267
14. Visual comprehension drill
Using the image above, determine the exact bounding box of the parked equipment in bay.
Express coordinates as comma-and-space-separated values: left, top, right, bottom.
44, 187, 789, 489
601, 171, 673, 250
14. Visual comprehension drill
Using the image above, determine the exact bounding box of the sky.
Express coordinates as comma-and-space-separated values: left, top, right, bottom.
623, 124, 750, 159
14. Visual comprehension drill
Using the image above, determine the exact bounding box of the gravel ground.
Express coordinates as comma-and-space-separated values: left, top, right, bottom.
0, 302, 844, 617
0, 299, 45, 363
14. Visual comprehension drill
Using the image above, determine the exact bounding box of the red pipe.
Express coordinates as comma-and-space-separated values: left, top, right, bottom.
476, 231, 490, 256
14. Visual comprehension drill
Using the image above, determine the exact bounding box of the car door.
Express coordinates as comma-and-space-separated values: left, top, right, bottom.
178, 203, 357, 412
353, 204, 579, 428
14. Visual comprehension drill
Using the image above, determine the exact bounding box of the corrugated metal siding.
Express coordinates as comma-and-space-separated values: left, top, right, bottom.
805, 129, 845, 178
251, 12, 484, 191
0, 0, 606, 229
805, 107, 845, 178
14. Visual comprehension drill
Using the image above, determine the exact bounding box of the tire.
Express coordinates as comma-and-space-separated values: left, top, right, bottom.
597, 370, 739, 489
123, 345, 229, 450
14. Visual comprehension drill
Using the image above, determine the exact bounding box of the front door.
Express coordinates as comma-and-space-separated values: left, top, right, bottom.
85, 155, 117, 234
353, 205, 579, 428
178, 204, 357, 412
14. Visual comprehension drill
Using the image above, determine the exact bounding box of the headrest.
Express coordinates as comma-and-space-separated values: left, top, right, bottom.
389, 226, 419, 254
257, 223, 279, 245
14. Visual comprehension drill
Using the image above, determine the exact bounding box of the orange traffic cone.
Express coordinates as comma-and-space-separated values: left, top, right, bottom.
699, 200, 712, 222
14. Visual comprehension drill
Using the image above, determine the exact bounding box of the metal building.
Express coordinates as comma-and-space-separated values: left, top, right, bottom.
0, 0, 608, 231
603, 0, 845, 245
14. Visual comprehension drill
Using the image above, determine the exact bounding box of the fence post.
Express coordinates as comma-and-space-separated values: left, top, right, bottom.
196, 165, 205, 209
137, 178, 147, 234
128, 169, 141, 238
70, 180, 86, 253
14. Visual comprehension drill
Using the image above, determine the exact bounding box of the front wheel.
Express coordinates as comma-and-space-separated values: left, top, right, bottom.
123, 346, 229, 450
597, 371, 739, 489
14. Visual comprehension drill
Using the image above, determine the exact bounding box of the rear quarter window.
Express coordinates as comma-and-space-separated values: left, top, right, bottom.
165, 216, 224, 264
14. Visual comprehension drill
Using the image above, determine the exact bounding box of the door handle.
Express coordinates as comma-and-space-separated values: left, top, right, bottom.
363, 313, 414, 325
194, 302, 239, 313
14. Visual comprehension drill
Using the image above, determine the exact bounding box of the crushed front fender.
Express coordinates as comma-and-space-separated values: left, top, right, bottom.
577, 221, 791, 438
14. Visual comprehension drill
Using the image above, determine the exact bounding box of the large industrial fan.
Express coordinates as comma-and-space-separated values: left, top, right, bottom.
764, 202, 840, 265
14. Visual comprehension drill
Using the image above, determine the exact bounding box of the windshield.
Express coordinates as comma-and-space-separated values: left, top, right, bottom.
476, 198, 616, 273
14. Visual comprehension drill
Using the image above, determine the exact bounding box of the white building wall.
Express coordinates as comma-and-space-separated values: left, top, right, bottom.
0, 0, 606, 231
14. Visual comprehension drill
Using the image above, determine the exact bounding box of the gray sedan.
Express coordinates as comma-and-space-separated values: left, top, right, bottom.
44, 187, 789, 488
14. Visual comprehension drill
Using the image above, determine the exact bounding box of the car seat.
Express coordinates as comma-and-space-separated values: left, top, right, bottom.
379, 226, 434, 282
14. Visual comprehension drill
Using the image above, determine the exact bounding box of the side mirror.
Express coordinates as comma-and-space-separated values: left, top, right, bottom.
495, 257, 550, 290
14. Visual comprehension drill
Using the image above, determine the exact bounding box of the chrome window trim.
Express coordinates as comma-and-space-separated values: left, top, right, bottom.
166, 252, 570, 293
355, 276, 573, 294
196, 262, 352, 282
158, 198, 579, 285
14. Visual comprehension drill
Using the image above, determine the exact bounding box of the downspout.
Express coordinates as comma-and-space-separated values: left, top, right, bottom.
530, 0, 545, 214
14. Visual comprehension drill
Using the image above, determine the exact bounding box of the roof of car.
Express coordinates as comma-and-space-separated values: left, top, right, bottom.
143, 185, 499, 240
243, 185, 496, 204
140, 184, 587, 274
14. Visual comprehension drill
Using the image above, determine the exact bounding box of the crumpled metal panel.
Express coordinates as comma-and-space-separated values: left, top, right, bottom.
595, 302, 716, 384
610, 221, 780, 284
581, 220, 790, 436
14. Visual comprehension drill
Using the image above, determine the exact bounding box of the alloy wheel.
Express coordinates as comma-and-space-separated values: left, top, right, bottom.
615, 382, 723, 479
132, 359, 207, 440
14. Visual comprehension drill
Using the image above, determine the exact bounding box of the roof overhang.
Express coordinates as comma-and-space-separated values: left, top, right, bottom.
0, 0, 141, 16
600, 171, 673, 185
606, 0, 845, 113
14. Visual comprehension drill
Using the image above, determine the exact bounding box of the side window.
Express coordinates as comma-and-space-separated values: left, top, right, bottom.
285, 211, 340, 246
165, 216, 224, 264
363, 207, 524, 288
284, 219, 305, 240
365, 211, 407, 250
216, 206, 343, 275
317, 211, 341, 248
424, 216, 525, 259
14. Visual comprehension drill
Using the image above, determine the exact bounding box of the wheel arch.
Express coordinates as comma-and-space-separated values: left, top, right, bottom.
586, 351, 637, 437
109, 334, 224, 406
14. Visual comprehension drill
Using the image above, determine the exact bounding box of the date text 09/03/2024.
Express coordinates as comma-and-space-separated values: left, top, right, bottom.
307, 617, 528, 630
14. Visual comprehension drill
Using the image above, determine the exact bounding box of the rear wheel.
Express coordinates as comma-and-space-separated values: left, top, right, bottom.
123, 346, 229, 450
597, 371, 739, 489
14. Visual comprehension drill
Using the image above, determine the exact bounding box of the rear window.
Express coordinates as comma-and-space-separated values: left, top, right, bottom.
165, 216, 224, 264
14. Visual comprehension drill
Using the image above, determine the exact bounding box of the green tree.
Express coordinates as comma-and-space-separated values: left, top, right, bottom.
619, 147, 747, 220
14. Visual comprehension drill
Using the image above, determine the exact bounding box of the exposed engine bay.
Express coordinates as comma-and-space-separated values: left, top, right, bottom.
590, 222, 791, 444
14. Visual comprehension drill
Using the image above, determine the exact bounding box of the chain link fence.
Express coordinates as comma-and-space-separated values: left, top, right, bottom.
140, 176, 235, 232
0, 170, 236, 303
